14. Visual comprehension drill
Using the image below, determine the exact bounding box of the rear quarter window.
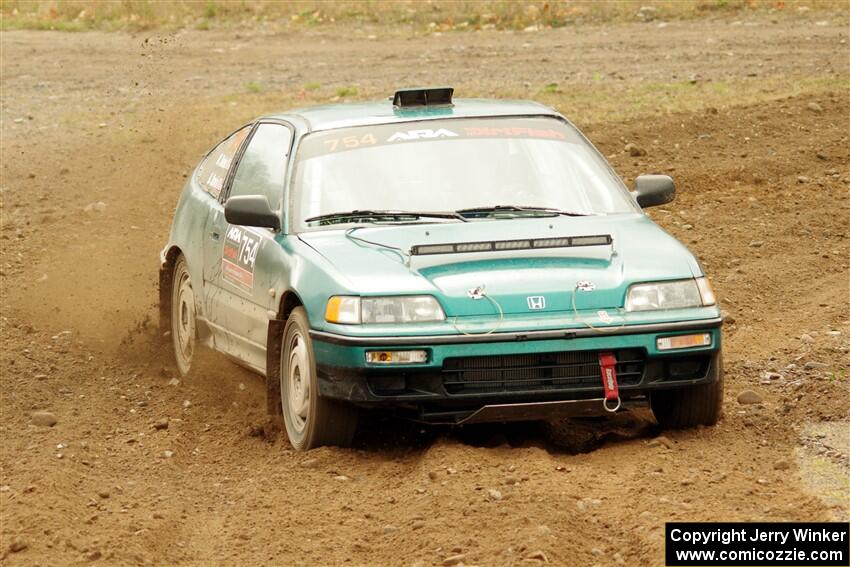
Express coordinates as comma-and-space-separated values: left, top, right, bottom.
195, 126, 251, 199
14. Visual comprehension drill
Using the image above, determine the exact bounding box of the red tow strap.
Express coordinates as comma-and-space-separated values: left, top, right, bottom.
598, 352, 620, 411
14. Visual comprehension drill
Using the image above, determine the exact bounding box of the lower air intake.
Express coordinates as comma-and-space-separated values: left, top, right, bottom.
442, 349, 644, 395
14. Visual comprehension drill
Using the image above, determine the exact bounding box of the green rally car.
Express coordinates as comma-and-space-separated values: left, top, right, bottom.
160, 87, 723, 450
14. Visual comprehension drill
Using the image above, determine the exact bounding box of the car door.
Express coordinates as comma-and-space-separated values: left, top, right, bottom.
203, 121, 294, 371
190, 124, 252, 322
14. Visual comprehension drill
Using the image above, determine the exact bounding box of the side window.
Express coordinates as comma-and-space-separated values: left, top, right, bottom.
196, 126, 252, 199
228, 123, 293, 209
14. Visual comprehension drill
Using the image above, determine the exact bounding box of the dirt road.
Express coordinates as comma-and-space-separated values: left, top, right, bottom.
1, 15, 848, 567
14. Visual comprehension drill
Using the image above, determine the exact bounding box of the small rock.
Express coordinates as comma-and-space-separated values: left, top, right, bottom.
806, 101, 823, 113
167, 377, 180, 387
428, 470, 438, 480
442, 554, 466, 566
537, 525, 551, 536
31, 410, 57, 427
152, 418, 169, 430
487, 488, 503, 501
648, 435, 674, 449
613, 552, 626, 564
182, 400, 192, 408
382, 524, 399, 534
9, 539, 27, 553
774, 459, 791, 471
763, 372, 783, 381
84, 201, 107, 213
333, 475, 350, 482
749, 240, 764, 247
624, 142, 646, 157
300, 458, 318, 469
800, 334, 815, 343
87, 550, 102, 561
527, 550, 549, 562
737, 390, 763, 405
162, 450, 174, 458
97, 489, 109, 499
797, 175, 810, 184
816, 151, 828, 160
804, 361, 828, 369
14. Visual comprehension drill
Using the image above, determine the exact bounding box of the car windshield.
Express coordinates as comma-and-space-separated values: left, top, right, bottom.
291, 117, 637, 230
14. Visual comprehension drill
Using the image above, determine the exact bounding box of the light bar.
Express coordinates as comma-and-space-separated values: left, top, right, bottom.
494, 239, 531, 250
411, 234, 612, 256
656, 333, 712, 351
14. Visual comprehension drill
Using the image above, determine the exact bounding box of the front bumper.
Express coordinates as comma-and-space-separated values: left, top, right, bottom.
310, 319, 722, 423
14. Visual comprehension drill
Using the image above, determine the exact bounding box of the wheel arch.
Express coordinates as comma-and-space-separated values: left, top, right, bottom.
266, 289, 306, 415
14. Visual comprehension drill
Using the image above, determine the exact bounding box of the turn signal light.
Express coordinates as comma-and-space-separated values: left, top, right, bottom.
365, 350, 428, 364
657, 333, 712, 351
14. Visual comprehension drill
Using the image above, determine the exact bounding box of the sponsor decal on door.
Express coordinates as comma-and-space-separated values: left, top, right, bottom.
221, 225, 261, 292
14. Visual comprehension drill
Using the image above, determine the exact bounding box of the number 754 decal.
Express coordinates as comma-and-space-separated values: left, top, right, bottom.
222, 225, 262, 291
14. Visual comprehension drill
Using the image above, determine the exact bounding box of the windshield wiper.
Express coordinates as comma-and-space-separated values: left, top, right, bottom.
304, 209, 468, 224
456, 205, 591, 217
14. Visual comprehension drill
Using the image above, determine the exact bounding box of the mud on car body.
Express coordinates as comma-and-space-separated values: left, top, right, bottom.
160, 87, 723, 450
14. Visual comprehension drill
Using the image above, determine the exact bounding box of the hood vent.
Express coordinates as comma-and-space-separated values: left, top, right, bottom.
410, 234, 612, 256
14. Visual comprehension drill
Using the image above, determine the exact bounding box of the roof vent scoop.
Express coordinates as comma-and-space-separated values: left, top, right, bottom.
392, 87, 454, 108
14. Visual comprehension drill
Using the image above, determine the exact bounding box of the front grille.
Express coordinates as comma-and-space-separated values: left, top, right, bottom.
442, 349, 644, 395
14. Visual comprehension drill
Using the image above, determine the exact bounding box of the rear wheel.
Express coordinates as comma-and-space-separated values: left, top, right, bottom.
651, 352, 724, 429
170, 255, 196, 376
280, 307, 358, 450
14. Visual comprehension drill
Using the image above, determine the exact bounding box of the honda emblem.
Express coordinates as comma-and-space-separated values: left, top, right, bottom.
527, 296, 546, 310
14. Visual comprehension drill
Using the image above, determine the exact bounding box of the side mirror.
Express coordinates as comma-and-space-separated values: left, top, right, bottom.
224, 195, 280, 230
632, 175, 676, 208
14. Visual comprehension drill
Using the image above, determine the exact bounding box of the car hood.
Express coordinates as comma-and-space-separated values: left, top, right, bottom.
297, 214, 701, 317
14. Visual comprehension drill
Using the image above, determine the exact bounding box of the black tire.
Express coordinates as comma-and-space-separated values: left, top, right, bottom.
280, 307, 358, 450
651, 352, 724, 429
170, 255, 196, 377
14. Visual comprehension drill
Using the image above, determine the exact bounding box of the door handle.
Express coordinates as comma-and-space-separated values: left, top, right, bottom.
210, 231, 220, 241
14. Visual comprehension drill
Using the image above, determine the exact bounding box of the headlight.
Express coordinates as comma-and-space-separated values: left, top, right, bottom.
625, 277, 715, 312
325, 295, 445, 324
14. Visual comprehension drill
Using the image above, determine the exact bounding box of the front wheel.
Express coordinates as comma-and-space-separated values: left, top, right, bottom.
280, 307, 358, 450
651, 353, 724, 429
